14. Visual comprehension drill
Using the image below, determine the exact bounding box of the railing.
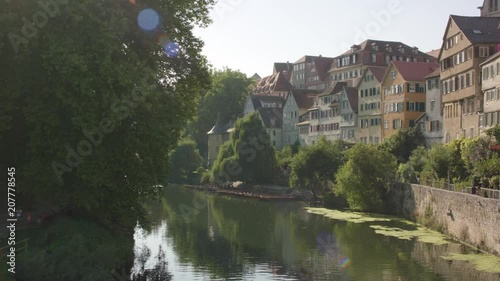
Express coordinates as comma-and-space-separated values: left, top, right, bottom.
0, 238, 29, 260
418, 179, 500, 199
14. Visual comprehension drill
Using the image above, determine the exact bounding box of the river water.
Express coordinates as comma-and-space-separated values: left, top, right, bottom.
132, 186, 500, 281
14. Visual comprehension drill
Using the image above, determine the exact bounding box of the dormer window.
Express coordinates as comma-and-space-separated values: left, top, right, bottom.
385, 44, 392, 52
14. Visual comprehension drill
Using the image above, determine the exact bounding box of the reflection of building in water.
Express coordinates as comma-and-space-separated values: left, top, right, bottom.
207, 199, 217, 241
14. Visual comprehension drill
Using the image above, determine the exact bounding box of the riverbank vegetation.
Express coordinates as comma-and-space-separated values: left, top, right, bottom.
200, 123, 500, 212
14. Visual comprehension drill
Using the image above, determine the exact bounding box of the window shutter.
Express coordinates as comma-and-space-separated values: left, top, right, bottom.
406, 102, 410, 111
436, 121, 440, 131
407, 83, 410, 92
474, 46, 480, 58
490, 46, 495, 56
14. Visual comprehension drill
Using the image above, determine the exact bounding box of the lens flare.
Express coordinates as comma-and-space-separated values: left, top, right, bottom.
137, 8, 160, 31
339, 258, 351, 269
164, 42, 180, 58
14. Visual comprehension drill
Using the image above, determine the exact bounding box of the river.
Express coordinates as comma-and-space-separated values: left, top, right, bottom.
132, 185, 500, 281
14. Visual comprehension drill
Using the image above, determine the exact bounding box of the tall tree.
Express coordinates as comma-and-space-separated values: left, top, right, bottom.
210, 112, 276, 184
335, 143, 397, 212
189, 68, 253, 158
380, 126, 425, 163
0, 0, 214, 226
289, 138, 345, 199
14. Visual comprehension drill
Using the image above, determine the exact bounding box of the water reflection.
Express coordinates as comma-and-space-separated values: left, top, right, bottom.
133, 186, 500, 281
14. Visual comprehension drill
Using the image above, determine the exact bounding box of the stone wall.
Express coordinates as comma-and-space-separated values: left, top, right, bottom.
390, 183, 500, 256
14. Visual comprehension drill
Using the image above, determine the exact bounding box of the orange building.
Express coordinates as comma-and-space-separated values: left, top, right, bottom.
381, 61, 439, 140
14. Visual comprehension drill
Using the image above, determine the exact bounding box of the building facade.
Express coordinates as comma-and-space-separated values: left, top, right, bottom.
207, 115, 231, 168
481, 52, 500, 131
339, 87, 358, 143
357, 67, 386, 144
291, 55, 333, 89
416, 70, 444, 145
439, 15, 500, 143
381, 61, 439, 141
479, 0, 500, 17
282, 89, 320, 147
329, 40, 435, 88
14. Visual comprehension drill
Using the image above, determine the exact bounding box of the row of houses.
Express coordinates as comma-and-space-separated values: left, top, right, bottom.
207, 1, 500, 166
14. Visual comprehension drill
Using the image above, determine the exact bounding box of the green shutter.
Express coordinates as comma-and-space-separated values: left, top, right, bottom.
407, 83, 410, 92
406, 102, 410, 111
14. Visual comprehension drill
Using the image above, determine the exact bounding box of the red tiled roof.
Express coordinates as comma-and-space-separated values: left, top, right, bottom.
424, 68, 440, 79
391, 61, 440, 82
426, 49, 440, 58
314, 57, 334, 82
255, 72, 294, 95
344, 87, 359, 113
289, 89, 321, 109
366, 66, 387, 82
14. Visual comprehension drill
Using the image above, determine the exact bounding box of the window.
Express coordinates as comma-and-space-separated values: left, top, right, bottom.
479, 46, 489, 57
430, 100, 436, 112
473, 29, 483, 35
385, 120, 389, 129
409, 83, 416, 93
393, 119, 402, 129
390, 71, 397, 79
371, 53, 377, 63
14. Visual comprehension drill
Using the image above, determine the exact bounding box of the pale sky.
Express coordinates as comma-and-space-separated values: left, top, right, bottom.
194, 0, 483, 78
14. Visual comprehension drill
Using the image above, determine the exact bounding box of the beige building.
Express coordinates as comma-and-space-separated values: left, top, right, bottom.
416, 69, 444, 145
480, 52, 500, 130
282, 89, 320, 146
357, 66, 386, 144
439, 15, 500, 142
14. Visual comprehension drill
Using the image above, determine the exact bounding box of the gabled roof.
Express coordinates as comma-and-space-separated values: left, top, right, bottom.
288, 89, 321, 109
255, 72, 294, 95
426, 49, 440, 58
388, 61, 440, 82
318, 81, 348, 97
257, 107, 283, 129
450, 15, 500, 44
343, 87, 359, 113
313, 57, 334, 81
366, 66, 387, 82
251, 73, 261, 80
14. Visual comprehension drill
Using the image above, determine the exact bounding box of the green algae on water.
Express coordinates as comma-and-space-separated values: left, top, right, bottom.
369, 225, 450, 245
305, 208, 391, 223
441, 253, 500, 273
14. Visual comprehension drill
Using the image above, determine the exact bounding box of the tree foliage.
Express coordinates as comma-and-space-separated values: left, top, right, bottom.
485, 124, 500, 144
380, 126, 425, 163
420, 144, 450, 182
289, 138, 344, 198
210, 112, 276, 184
335, 143, 397, 212
0, 0, 214, 226
168, 138, 203, 184
188, 68, 253, 157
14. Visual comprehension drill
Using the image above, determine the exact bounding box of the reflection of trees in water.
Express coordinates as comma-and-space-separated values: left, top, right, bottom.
132, 245, 172, 281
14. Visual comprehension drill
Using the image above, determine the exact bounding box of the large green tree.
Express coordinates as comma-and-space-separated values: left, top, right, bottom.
0, 0, 214, 226
210, 112, 276, 184
189, 68, 253, 158
289, 138, 344, 198
335, 143, 397, 212
380, 126, 425, 163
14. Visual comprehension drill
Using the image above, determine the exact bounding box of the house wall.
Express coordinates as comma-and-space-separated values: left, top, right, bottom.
481, 56, 500, 131
440, 18, 498, 140
308, 94, 341, 144
207, 133, 228, 167
390, 183, 500, 257
382, 67, 426, 140
339, 91, 357, 143
420, 76, 444, 145
357, 70, 383, 144
282, 96, 300, 147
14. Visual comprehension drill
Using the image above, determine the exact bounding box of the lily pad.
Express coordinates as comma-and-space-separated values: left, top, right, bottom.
305, 208, 391, 223
441, 253, 500, 273
369, 225, 450, 245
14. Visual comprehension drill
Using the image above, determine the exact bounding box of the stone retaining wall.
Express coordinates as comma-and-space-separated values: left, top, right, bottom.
390, 183, 500, 256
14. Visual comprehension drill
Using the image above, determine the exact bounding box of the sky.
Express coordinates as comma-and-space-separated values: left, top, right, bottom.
194, 0, 484, 78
